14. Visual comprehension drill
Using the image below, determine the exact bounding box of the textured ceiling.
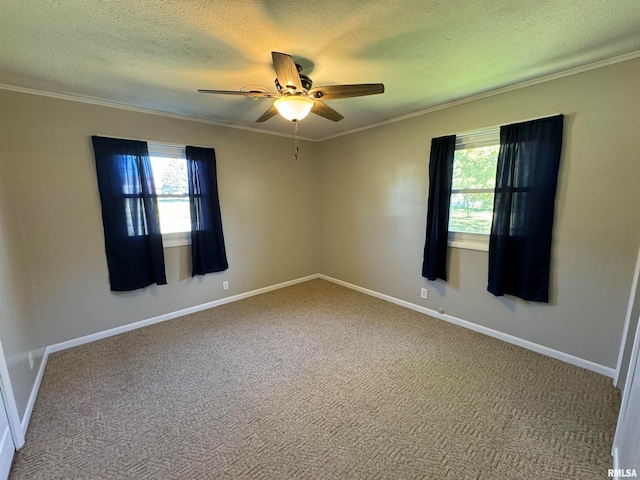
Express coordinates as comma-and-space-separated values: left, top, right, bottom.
1, 0, 639, 140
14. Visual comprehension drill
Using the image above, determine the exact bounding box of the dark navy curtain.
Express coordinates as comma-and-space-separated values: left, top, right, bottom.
488, 115, 564, 302
185, 146, 228, 276
422, 135, 456, 281
91, 136, 166, 291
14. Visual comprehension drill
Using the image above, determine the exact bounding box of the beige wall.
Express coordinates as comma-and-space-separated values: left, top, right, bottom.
1, 57, 638, 420
0, 91, 319, 417
317, 58, 640, 369
0, 111, 46, 419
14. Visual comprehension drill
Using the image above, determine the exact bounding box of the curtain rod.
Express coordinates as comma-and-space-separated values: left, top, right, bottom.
91, 134, 215, 150
453, 113, 564, 138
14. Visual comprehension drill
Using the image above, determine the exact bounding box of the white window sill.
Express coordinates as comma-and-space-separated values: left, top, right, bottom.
448, 231, 489, 252
162, 231, 191, 248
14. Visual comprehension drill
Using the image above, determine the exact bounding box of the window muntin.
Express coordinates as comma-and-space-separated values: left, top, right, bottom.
447, 128, 499, 250
449, 145, 499, 235
147, 144, 191, 247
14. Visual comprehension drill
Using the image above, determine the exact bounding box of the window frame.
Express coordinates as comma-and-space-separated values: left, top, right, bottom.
448, 127, 500, 252
147, 143, 191, 248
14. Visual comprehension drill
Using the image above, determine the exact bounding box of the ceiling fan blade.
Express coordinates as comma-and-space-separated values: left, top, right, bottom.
198, 89, 277, 98
272, 52, 303, 93
308, 83, 384, 100
311, 100, 344, 122
255, 105, 279, 123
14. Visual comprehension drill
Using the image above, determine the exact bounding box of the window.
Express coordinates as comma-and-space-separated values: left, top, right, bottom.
448, 128, 500, 251
148, 143, 191, 247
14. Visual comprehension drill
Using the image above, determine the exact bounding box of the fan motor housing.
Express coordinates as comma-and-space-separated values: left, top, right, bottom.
298, 74, 313, 92
198, 52, 383, 123
275, 65, 313, 94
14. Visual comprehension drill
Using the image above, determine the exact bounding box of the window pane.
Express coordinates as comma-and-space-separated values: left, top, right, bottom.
157, 198, 191, 233
449, 144, 499, 237
149, 155, 192, 235
449, 193, 494, 234
150, 156, 189, 194
452, 145, 499, 190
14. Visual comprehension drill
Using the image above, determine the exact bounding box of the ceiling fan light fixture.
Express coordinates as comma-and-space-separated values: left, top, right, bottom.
274, 96, 314, 122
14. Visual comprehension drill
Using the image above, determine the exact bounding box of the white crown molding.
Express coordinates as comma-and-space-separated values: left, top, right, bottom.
2, 50, 639, 144
316, 50, 640, 141
0, 83, 317, 142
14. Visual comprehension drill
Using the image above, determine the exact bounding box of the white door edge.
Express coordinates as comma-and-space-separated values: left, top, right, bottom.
615, 245, 640, 387
0, 389, 15, 480
613, 311, 640, 454
0, 340, 23, 448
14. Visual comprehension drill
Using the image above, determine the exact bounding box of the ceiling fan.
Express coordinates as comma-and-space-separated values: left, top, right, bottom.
198, 52, 384, 123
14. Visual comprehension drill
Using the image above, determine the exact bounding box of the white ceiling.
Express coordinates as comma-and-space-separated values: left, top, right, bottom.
2, 1, 639, 140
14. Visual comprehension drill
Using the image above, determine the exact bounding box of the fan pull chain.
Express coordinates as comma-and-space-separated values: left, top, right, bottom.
293, 120, 299, 160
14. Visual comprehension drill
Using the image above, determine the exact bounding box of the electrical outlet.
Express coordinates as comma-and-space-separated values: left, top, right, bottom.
222, 281, 229, 291
420, 288, 428, 300
28, 351, 34, 369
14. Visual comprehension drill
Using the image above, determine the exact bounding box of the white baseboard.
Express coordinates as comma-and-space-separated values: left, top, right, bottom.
20, 271, 614, 445
20, 274, 319, 442
318, 274, 615, 378
19, 349, 49, 446
47, 274, 320, 354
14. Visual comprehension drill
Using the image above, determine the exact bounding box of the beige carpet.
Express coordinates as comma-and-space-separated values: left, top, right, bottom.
10, 279, 619, 479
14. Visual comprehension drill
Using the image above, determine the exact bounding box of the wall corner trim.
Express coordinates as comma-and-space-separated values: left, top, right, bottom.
318, 274, 615, 378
